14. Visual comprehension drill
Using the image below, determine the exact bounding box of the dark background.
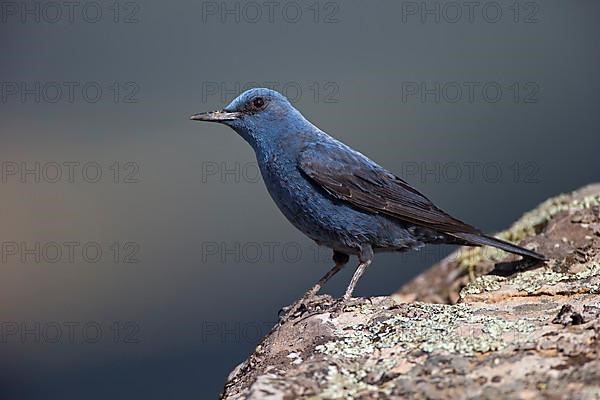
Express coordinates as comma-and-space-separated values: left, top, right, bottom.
1, 0, 599, 398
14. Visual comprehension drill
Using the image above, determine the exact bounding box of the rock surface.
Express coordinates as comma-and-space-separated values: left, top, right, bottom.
221, 184, 600, 400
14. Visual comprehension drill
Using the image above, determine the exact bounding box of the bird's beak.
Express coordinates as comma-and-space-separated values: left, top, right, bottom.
190, 110, 241, 122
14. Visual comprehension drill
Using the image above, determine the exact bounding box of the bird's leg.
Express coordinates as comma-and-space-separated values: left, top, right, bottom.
279, 251, 349, 323
326, 245, 373, 319
342, 245, 374, 301
305, 251, 350, 299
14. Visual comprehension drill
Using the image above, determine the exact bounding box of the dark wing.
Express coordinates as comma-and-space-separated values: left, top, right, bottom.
298, 142, 481, 235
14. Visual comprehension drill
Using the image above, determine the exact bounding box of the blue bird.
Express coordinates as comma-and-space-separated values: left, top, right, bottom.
191, 88, 545, 316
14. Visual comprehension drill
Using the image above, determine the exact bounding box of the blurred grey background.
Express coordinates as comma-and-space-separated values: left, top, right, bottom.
1, 0, 599, 398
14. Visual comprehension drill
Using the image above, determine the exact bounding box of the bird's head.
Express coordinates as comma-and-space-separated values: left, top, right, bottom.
190, 88, 304, 147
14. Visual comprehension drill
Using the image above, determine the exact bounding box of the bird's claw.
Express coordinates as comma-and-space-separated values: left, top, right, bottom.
278, 295, 366, 325
327, 300, 345, 319
328, 297, 366, 319
278, 294, 334, 325
277, 300, 308, 324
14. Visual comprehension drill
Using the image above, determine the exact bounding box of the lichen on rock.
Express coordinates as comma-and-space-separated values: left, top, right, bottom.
221, 184, 600, 400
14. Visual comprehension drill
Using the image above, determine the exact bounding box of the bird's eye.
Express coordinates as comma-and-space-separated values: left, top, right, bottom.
252, 97, 265, 109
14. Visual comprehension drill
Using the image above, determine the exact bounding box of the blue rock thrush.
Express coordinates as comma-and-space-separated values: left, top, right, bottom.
191, 88, 545, 317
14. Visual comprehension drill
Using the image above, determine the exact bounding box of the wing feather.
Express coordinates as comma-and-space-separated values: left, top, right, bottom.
298, 142, 481, 235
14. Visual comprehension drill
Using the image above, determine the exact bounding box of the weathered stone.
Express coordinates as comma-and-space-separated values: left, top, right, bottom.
221, 184, 600, 400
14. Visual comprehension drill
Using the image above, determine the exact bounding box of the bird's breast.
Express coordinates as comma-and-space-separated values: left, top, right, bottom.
255, 153, 371, 247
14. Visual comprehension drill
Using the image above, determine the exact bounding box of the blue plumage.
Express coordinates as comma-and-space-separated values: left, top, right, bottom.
191, 88, 545, 306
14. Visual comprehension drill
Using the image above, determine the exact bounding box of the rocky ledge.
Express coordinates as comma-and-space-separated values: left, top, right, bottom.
221, 184, 600, 400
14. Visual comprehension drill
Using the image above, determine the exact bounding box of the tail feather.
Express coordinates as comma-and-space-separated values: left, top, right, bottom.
452, 232, 547, 261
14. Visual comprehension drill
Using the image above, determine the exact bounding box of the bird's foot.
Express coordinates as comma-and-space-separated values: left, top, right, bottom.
286, 297, 369, 326
327, 296, 365, 319
277, 301, 306, 325
277, 294, 333, 325
327, 299, 345, 320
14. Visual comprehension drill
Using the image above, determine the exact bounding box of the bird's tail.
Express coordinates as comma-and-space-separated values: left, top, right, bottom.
451, 232, 547, 261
